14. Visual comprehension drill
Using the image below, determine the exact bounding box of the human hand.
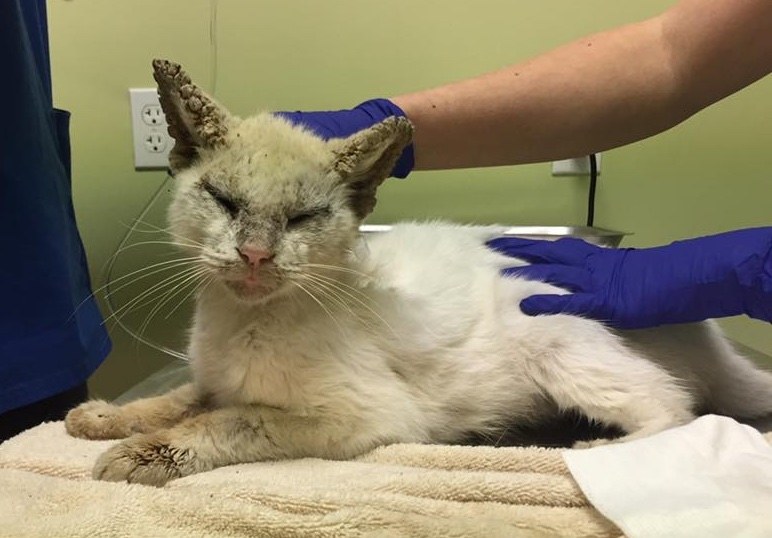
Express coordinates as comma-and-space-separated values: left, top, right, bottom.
276, 98, 414, 178
487, 228, 772, 329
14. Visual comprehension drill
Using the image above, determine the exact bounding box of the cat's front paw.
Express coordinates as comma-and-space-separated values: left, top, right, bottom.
65, 400, 136, 440
93, 433, 197, 486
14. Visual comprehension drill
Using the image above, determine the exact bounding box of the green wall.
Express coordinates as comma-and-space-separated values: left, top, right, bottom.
48, 0, 771, 399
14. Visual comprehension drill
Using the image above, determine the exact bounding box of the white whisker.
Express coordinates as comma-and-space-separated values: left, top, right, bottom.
290, 280, 345, 334
110, 240, 202, 257
130, 219, 206, 248
137, 267, 211, 339
297, 274, 379, 333
302, 271, 397, 337
70, 257, 202, 321
101, 257, 202, 296
300, 262, 371, 280
296, 276, 360, 320
101, 265, 204, 326
165, 274, 215, 320
106, 266, 204, 324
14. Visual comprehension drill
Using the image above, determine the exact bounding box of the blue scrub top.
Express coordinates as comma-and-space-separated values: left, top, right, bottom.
0, 0, 111, 414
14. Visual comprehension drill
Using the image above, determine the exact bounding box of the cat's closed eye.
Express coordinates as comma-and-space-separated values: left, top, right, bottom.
202, 182, 240, 218
287, 207, 330, 228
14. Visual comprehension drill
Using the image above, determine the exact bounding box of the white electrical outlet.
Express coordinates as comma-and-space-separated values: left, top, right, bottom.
552, 154, 601, 177
129, 88, 171, 169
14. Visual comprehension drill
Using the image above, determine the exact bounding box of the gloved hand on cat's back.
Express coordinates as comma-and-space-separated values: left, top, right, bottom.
276, 98, 414, 178
487, 227, 772, 329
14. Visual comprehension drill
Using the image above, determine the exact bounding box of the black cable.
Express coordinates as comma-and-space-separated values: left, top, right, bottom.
586, 153, 598, 227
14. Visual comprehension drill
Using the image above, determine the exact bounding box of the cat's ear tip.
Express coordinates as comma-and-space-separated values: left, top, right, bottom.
382, 115, 412, 129
398, 116, 414, 136
152, 59, 183, 78
381, 116, 414, 141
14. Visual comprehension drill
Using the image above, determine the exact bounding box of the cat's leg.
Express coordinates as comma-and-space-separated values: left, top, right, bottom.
623, 322, 772, 421
693, 326, 772, 420
92, 405, 387, 486
65, 383, 205, 440
524, 322, 696, 448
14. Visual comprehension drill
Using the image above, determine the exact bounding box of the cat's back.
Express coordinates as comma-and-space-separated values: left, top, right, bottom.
362, 222, 509, 293
361, 221, 557, 306
357, 221, 565, 352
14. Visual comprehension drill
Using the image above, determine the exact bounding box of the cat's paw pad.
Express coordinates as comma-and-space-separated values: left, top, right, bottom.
65, 400, 135, 440
93, 433, 194, 486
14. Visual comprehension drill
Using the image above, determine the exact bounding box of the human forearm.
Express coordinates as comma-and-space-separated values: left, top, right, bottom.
393, 18, 679, 168
393, 0, 772, 170
277, 0, 772, 177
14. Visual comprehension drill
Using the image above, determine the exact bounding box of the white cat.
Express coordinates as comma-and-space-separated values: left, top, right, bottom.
66, 60, 772, 486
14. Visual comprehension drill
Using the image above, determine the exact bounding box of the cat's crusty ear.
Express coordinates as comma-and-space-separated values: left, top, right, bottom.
152, 59, 231, 172
330, 117, 413, 219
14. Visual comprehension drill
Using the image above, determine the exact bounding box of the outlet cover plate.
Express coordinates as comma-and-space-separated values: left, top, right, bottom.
129, 88, 171, 169
552, 154, 602, 177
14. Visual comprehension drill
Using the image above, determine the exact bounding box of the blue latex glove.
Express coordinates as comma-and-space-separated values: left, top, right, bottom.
487, 227, 772, 329
276, 98, 414, 178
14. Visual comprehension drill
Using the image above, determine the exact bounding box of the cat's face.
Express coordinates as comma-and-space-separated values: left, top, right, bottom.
169, 116, 365, 303
153, 60, 411, 304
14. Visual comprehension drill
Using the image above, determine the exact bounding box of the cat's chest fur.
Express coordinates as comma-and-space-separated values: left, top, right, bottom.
188, 289, 384, 412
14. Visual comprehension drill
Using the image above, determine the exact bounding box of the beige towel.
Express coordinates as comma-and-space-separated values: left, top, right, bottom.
0, 421, 621, 538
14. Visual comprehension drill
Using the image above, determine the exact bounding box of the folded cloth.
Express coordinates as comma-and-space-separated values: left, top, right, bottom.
563, 415, 772, 538
0, 421, 619, 538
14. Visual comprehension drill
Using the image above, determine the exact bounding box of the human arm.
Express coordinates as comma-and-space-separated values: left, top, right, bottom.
394, 0, 772, 169
280, 0, 772, 177
486, 227, 772, 329
395, 0, 772, 169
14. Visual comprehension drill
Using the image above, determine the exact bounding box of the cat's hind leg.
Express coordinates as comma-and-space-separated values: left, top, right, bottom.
698, 329, 772, 421
65, 383, 205, 440
523, 319, 696, 448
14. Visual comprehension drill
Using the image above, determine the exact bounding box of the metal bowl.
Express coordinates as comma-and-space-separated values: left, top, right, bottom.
360, 225, 628, 248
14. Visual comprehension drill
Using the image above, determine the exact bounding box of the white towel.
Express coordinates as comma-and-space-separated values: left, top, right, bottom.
0, 421, 619, 538
563, 415, 772, 538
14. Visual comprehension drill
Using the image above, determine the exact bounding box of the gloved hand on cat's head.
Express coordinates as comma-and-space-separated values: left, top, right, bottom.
487, 227, 772, 329
275, 99, 414, 178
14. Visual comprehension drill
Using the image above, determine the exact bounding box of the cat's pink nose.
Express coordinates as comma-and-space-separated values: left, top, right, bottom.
236, 246, 273, 267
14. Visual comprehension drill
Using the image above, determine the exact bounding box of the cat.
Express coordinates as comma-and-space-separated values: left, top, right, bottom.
65, 59, 772, 487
